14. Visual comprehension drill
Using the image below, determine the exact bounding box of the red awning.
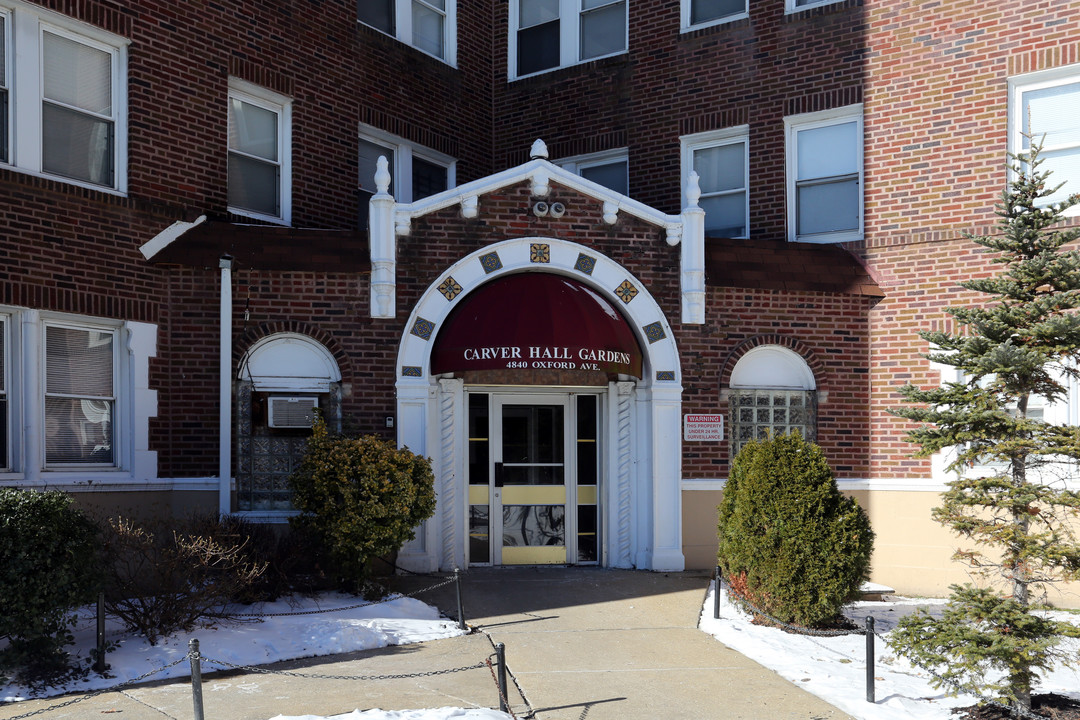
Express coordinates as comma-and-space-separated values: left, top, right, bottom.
431, 273, 643, 378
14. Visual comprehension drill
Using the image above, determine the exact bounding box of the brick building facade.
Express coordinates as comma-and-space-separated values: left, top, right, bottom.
2, 0, 1078, 601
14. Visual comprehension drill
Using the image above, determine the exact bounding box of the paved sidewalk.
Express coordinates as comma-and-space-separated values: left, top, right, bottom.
0, 567, 851, 720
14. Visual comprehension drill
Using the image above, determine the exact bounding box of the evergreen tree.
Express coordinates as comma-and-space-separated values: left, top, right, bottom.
889, 141, 1080, 717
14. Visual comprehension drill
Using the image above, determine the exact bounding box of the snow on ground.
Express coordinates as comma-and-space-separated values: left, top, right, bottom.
4, 582, 1080, 720
699, 583, 1080, 720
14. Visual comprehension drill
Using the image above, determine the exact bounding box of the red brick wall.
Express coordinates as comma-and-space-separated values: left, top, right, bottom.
859, 0, 1080, 477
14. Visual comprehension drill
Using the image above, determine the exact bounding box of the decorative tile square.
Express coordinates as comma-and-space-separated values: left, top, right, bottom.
411, 317, 436, 340
615, 280, 638, 304
643, 321, 666, 344
530, 243, 550, 263
438, 276, 463, 301
402, 365, 423, 377
480, 251, 503, 274
655, 370, 676, 382
575, 253, 597, 275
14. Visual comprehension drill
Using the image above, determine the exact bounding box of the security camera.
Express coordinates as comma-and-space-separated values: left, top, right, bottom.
533, 201, 549, 217
549, 202, 566, 218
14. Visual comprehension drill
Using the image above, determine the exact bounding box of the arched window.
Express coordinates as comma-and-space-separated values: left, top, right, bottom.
729, 345, 816, 454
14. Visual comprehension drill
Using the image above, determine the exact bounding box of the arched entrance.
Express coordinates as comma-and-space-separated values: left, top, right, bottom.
394, 238, 685, 573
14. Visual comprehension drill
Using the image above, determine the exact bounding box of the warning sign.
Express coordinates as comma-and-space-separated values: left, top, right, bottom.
684, 414, 724, 442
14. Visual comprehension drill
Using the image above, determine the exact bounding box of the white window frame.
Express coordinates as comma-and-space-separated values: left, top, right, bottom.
1008, 63, 1080, 218
681, 126, 749, 239
41, 319, 119, 470
508, 0, 628, 80
0, 8, 10, 166
359, 0, 457, 66
785, 0, 844, 13
0, 313, 10, 472
1, 1, 128, 193
228, 78, 292, 225
680, 0, 748, 32
358, 124, 456, 203
785, 104, 863, 243
557, 148, 628, 195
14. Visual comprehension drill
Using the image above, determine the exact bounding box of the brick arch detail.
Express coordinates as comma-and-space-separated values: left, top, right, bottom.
233, 321, 352, 377
718, 334, 827, 394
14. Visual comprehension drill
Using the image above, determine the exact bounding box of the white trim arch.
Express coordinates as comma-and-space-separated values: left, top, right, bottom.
238, 333, 341, 392
730, 345, 816, 390
394, 237, 685, 573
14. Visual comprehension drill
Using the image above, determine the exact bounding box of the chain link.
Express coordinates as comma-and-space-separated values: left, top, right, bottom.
484, 657, 519, 720
0, 655, 190, 720
198, 654, 486, 682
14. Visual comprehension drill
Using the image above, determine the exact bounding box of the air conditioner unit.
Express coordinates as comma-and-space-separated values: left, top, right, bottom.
268, 396, 319, 429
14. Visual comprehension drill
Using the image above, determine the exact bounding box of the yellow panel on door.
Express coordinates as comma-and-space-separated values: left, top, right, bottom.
577, 485, 597, 504
502, 546, 567, 565
501, 486, 566, 505
469, 485, 490, 504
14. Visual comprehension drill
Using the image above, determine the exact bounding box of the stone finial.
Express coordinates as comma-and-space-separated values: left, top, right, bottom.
530, 139, 549, 160
375, 155, 392, 194
686, 171, 701, 208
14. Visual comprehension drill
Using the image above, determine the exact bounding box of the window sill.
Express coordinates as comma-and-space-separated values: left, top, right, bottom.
509, 50, 630, 83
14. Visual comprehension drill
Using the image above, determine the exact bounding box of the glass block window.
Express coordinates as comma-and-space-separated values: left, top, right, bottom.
730, 389, 816, 455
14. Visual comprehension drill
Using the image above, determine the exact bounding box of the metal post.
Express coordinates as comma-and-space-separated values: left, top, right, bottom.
865, 616, 875, 703
454, 567, 467, 631
495, 642, 508, 713
714, 565, 722, 619
189, 639, 205, 720
95, 592, 106, 673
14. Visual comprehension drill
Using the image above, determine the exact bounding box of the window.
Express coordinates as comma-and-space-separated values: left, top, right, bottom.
358, 0, 456, 64
681, 0, 747, 31
0, 3, 126, 191
44, 323, 115, 466
785, 0, 844, 12
358, 126, 455, 225
785, 105, 862, 243
682, 127, 748, 238
1009, 65, 1080, 214
510, 0, 627, 79
728, 346, 817, 455
1, 11, 8, 164
228, 80, 291, 224
557, 149, 628, 195
0, 314, 8, 471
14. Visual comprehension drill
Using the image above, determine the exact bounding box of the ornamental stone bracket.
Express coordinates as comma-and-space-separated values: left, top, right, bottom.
367, 142, 707, 324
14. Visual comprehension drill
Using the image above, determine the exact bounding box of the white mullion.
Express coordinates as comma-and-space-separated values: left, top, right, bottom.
14, 7, 41, 173
397, 0, 413, 46
561, 0, 576, 66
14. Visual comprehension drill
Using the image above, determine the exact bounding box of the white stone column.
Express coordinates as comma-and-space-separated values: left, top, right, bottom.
607, 381, 636, 568
645, 384, 686, 571
437, 377, 465, 570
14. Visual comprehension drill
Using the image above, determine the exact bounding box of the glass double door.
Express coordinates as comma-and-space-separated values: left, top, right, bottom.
468, 392, 599, 566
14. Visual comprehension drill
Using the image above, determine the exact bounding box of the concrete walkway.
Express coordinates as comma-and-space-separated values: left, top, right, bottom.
1, 567, 851, 720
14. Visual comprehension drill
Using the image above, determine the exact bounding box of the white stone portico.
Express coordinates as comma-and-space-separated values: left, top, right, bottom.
371, 141, 705, 572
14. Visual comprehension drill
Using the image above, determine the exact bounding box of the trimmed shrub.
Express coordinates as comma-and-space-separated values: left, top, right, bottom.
102, 515, 267, 644
289, 416, 436, 592
0, 488, 101, 684
717, 433, 874, 628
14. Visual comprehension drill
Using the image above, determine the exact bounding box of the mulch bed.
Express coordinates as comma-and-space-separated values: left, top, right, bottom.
953, 694, 1080, 719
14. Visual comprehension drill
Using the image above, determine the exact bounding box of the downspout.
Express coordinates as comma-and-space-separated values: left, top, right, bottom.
219, 255, 233, 515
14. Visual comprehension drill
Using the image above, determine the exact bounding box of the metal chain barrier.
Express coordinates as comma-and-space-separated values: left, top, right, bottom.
715, 567, 1053, 719
196, 653, 488, 682
0, 655, 190, 720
